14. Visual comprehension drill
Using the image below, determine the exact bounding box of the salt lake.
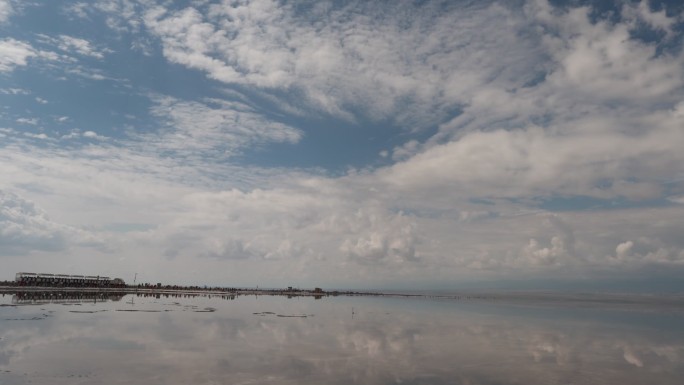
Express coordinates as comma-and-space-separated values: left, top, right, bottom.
1, 291, 683, 384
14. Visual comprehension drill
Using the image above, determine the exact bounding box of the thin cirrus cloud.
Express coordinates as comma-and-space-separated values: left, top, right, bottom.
35, 34, 109, 59
138, 95, 303, 159
0, 0, 683, 289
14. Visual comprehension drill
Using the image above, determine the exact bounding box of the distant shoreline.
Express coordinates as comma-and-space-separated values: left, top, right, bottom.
0, 286, 357, 298
2, 286, 684, 310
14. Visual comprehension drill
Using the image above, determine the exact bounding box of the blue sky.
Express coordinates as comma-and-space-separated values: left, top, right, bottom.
1, 0, 684, 290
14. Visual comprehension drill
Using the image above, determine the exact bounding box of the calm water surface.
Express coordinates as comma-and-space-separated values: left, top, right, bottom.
0, 292, 683, 384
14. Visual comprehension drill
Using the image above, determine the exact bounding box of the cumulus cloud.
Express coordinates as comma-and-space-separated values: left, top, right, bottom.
611, 238, 684, 265
82, 130, 108, 140
339, 210, 418, 265
616, 241, 634, 260
517, 215, 577, 267
0, 38, 36, 72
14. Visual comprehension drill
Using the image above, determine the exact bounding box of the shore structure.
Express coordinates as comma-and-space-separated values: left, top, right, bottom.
2, 276, 684, 311
6, 272, 683, 310
0, 284, 354, 298
2, 272, 360, 298
15, 272, 126, 288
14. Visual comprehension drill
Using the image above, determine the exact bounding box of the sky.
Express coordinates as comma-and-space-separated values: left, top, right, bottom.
1, 0, 684, 291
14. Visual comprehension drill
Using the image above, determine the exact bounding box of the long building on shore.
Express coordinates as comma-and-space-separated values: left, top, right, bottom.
15, 272, 126, 288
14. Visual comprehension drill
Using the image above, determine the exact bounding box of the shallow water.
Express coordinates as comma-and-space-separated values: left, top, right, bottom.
1, 292, 683, 384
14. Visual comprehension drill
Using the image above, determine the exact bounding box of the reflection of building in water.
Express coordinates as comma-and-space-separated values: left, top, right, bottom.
133, 292, 236, 300
15, 272, 126, 288
12, 291, 126, 305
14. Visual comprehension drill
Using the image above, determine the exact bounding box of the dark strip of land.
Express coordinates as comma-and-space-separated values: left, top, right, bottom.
2, 285, 684, 311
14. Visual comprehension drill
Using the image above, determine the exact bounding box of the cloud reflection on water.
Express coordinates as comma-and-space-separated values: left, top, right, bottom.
0, 294, 683, 384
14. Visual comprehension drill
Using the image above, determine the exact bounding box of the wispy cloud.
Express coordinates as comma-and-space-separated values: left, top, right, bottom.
15, 117, 39, 125
136, 95, 302, 160
0, 87, 30, 95
0, 38, 63, 73
56, 35, 109, 59
140, 1, 545, 128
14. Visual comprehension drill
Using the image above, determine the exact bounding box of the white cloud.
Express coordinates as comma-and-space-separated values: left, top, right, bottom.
339, 210, 418, 265
391, 140, 421, 162
65, 67, 109, 80
0, 0, 12, 24
543, 12, 682, 104
63, 2, 90, 19
2, 130, 684, 285
0, 190, 71, 256
616, 241, 634, 260
0, 38, 36, 72
23, 132, 49, 140
136, 0, 684, 212
0, 38, 61, 72
34, 33, 112, 61
140, 1, 545, 127
623, 348, 644, 368
16, 118, 38, 125
610, 237, 684, 265
201, 238, 259, 260
57, 35, 108, 59
130, 36, 154, 56
518, 215, 577, 267
82, 130, 108, 140
622, 1, 679, 36
382, 95, 684, 202
138, 95, 302, 159
0, 88, 30, 95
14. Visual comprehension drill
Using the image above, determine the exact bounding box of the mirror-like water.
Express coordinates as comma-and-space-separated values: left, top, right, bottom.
1, 292, 683, 384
